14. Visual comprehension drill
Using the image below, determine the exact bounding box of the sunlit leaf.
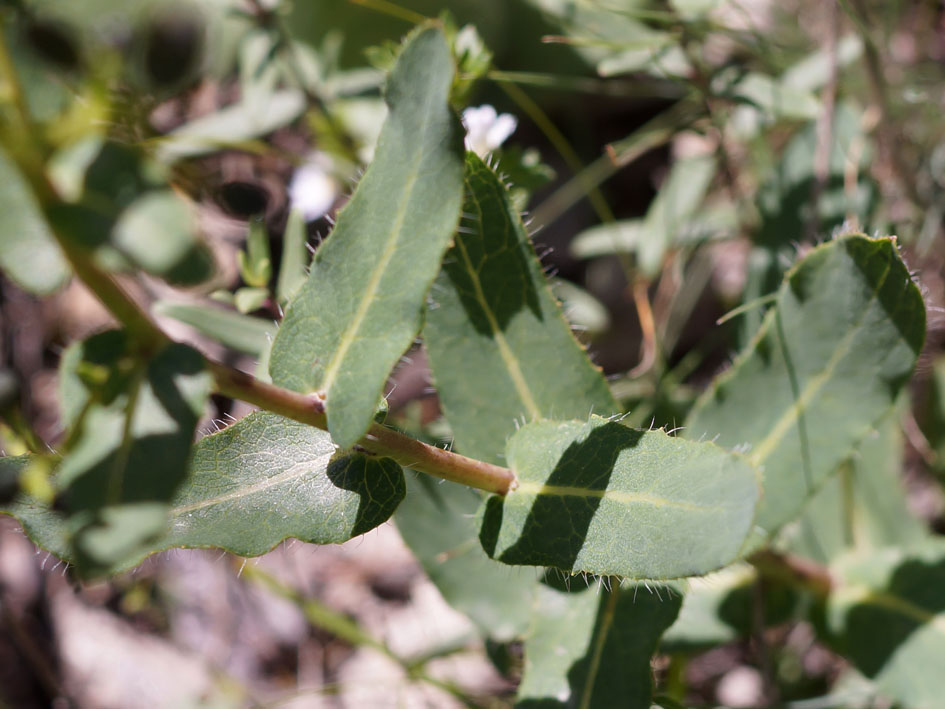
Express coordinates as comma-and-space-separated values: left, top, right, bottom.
153, 301, 277, 357
424, 153, 617, 465
480, 417, 760, 579
270, 26, 466, 449
686, 235, 924, 539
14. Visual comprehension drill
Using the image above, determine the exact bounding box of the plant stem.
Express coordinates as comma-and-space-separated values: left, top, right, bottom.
46, 219, 516, 496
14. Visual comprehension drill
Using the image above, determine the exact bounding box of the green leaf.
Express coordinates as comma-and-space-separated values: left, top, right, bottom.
276, 208, 310, 304
270, 26, 466, 449
238, 218, 272, 288
234, 287, 270, 314
56, 331, 212, 574
828, 539, 945, 708
0, 145, 71, 294
1, 412, 405, 573
637, 153, 717, 276
112, 190, 214, 285
155, 90, 307, 162
424, 153, 617, 464
153, 301, 277, 357
686, 235, 925, 539
0, 455, 70, 561
660, 564, 798, 650
160, 411, 405, 556
394, 474, 536, 641
516, 580, 681, 708
917, 355, 945, 476
480, 417, 760, 579
571, 204, 736, 260
787, 409, 925, 564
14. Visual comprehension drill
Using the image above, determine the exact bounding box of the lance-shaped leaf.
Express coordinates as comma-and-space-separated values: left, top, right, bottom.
56, 331, 211, 574
424, 153, 617, 465
1, 412, 405, 574
480, 417, 760, 579
827, 539, 945, 708
153, 301, 277, 357
516, 580, 681, 708
686, 235, 925, 539
0, 145, 71, 294
270, 27, 465, 449
395, 474, 536, 641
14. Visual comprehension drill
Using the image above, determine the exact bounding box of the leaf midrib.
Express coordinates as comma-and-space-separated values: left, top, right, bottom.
455, 177, 542, 420
747, 257, 893, 467
514, 480, 716, 512
319, 81, 441, 397
170, 452, 334, 516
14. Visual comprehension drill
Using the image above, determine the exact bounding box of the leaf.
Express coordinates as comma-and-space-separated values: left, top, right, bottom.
155, 90, 307, 162
56, 331, 212, 574
394, 474, 536, 641
161, 412, 405, 556
270, 26, 466, 449
480, 417, 760, 579
424, 153, 617, 464
153, 301, 277, 357
0, 455, 71, 561
112, 190, 214, 285
276, 208, 309, 304
729, 72, 820, 122
0, 145, 71, 294
827, 539, 945, 708
686, 235, 925, 539
917, 355, 945, 476
1, 412, 405, 573
516, 580, 682, 709
571, 204, 735, 261
660, 565, 799, 650
637, 153, 716, 275
787, 408, 925, 564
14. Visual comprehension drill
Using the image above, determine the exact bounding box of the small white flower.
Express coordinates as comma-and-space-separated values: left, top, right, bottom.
463, 105, 517, 157
288, 154, 337, 221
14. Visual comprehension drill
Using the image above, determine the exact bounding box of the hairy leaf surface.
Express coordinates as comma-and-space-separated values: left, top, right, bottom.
480, 417, 759, 579
1, 412, 404, 573
270, 27, 465, 449
828, 539, 945, 708
0, 145, 71, 294
686, 235, 925, 538
164, 412, 405, 554
425, 153, 617, 464
516, 580, 681, 708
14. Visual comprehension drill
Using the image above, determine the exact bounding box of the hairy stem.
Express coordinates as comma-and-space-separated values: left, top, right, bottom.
44, 214, 516, 494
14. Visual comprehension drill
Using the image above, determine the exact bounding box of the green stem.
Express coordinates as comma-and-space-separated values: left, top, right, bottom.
497, 79, 615, 226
